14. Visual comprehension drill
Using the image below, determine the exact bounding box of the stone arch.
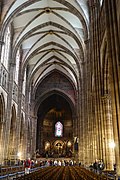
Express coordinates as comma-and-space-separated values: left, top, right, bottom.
8, 104, 16, 160
0, 94, 5, 162
20, 114, 24, 143
0, 93, 5, 136
36, 91, 74, 155
18, 113, 25, 160
0, 93, 5, 124
31, 69, 78, 104
34, 89, 75, 117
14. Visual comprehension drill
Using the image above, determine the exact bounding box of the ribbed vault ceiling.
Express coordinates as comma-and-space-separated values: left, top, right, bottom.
2, 0, 89, 90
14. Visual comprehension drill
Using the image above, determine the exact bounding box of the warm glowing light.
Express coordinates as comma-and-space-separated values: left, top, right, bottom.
46, 143, 49, 147
45, 142, 50, 150
67, 141, 72, 147
17, 152, 21, 157
109, 141, 115, 148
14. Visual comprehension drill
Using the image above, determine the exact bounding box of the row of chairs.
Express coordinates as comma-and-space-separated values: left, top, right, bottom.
13, 166, 113, 180
0, 166, 24, 176
74, 166, 111, 180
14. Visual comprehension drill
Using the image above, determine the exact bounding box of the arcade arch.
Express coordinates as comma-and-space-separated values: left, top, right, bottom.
8, 104, 16, 161
36, 93, 74, 158
0, 94, 5, 162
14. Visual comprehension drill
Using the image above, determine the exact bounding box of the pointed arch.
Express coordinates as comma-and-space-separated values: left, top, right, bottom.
1, 26, 11, 69
20, 113, 24, 143
8, 104, 16, 159
18, 113, 25, 160
10, 104, 16, 132
0, 93, 5, 162
0, 93, 5, 124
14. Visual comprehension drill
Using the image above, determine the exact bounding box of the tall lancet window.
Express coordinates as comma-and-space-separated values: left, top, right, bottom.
55, 121, 63, 137
100, 0, 103, 6
14, 49, 20, 83
22, 68, 26, 95
1, 27, 10, 69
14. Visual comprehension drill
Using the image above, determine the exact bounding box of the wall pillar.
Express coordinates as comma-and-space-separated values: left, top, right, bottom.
31, 116, 37, 157
101, 95, 115, 170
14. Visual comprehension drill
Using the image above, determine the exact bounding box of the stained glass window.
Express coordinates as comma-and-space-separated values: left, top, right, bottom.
55, 121, 63, 137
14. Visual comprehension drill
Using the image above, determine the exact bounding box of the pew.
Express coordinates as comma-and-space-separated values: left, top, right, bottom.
13, 166, 113, 180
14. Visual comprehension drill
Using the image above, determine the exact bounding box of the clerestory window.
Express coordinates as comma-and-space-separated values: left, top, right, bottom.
1, 27, 10, 69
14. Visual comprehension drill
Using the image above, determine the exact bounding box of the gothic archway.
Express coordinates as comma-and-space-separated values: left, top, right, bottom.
18, 113, 25, 160
0, 94, 5, 135
8, 104, 16, 161
0, 94, 5, 163
36, 93, 73, 157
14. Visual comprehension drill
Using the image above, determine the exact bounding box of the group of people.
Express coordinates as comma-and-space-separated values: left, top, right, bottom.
91, 159, 105, 173
39, 159, 75, 166
24, 158, 78, 174
24, 158, 118, 176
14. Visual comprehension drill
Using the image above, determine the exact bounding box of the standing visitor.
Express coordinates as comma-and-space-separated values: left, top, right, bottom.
24, 158, 31, 174
113, 164, 117, 173
98, 160, 105, 174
